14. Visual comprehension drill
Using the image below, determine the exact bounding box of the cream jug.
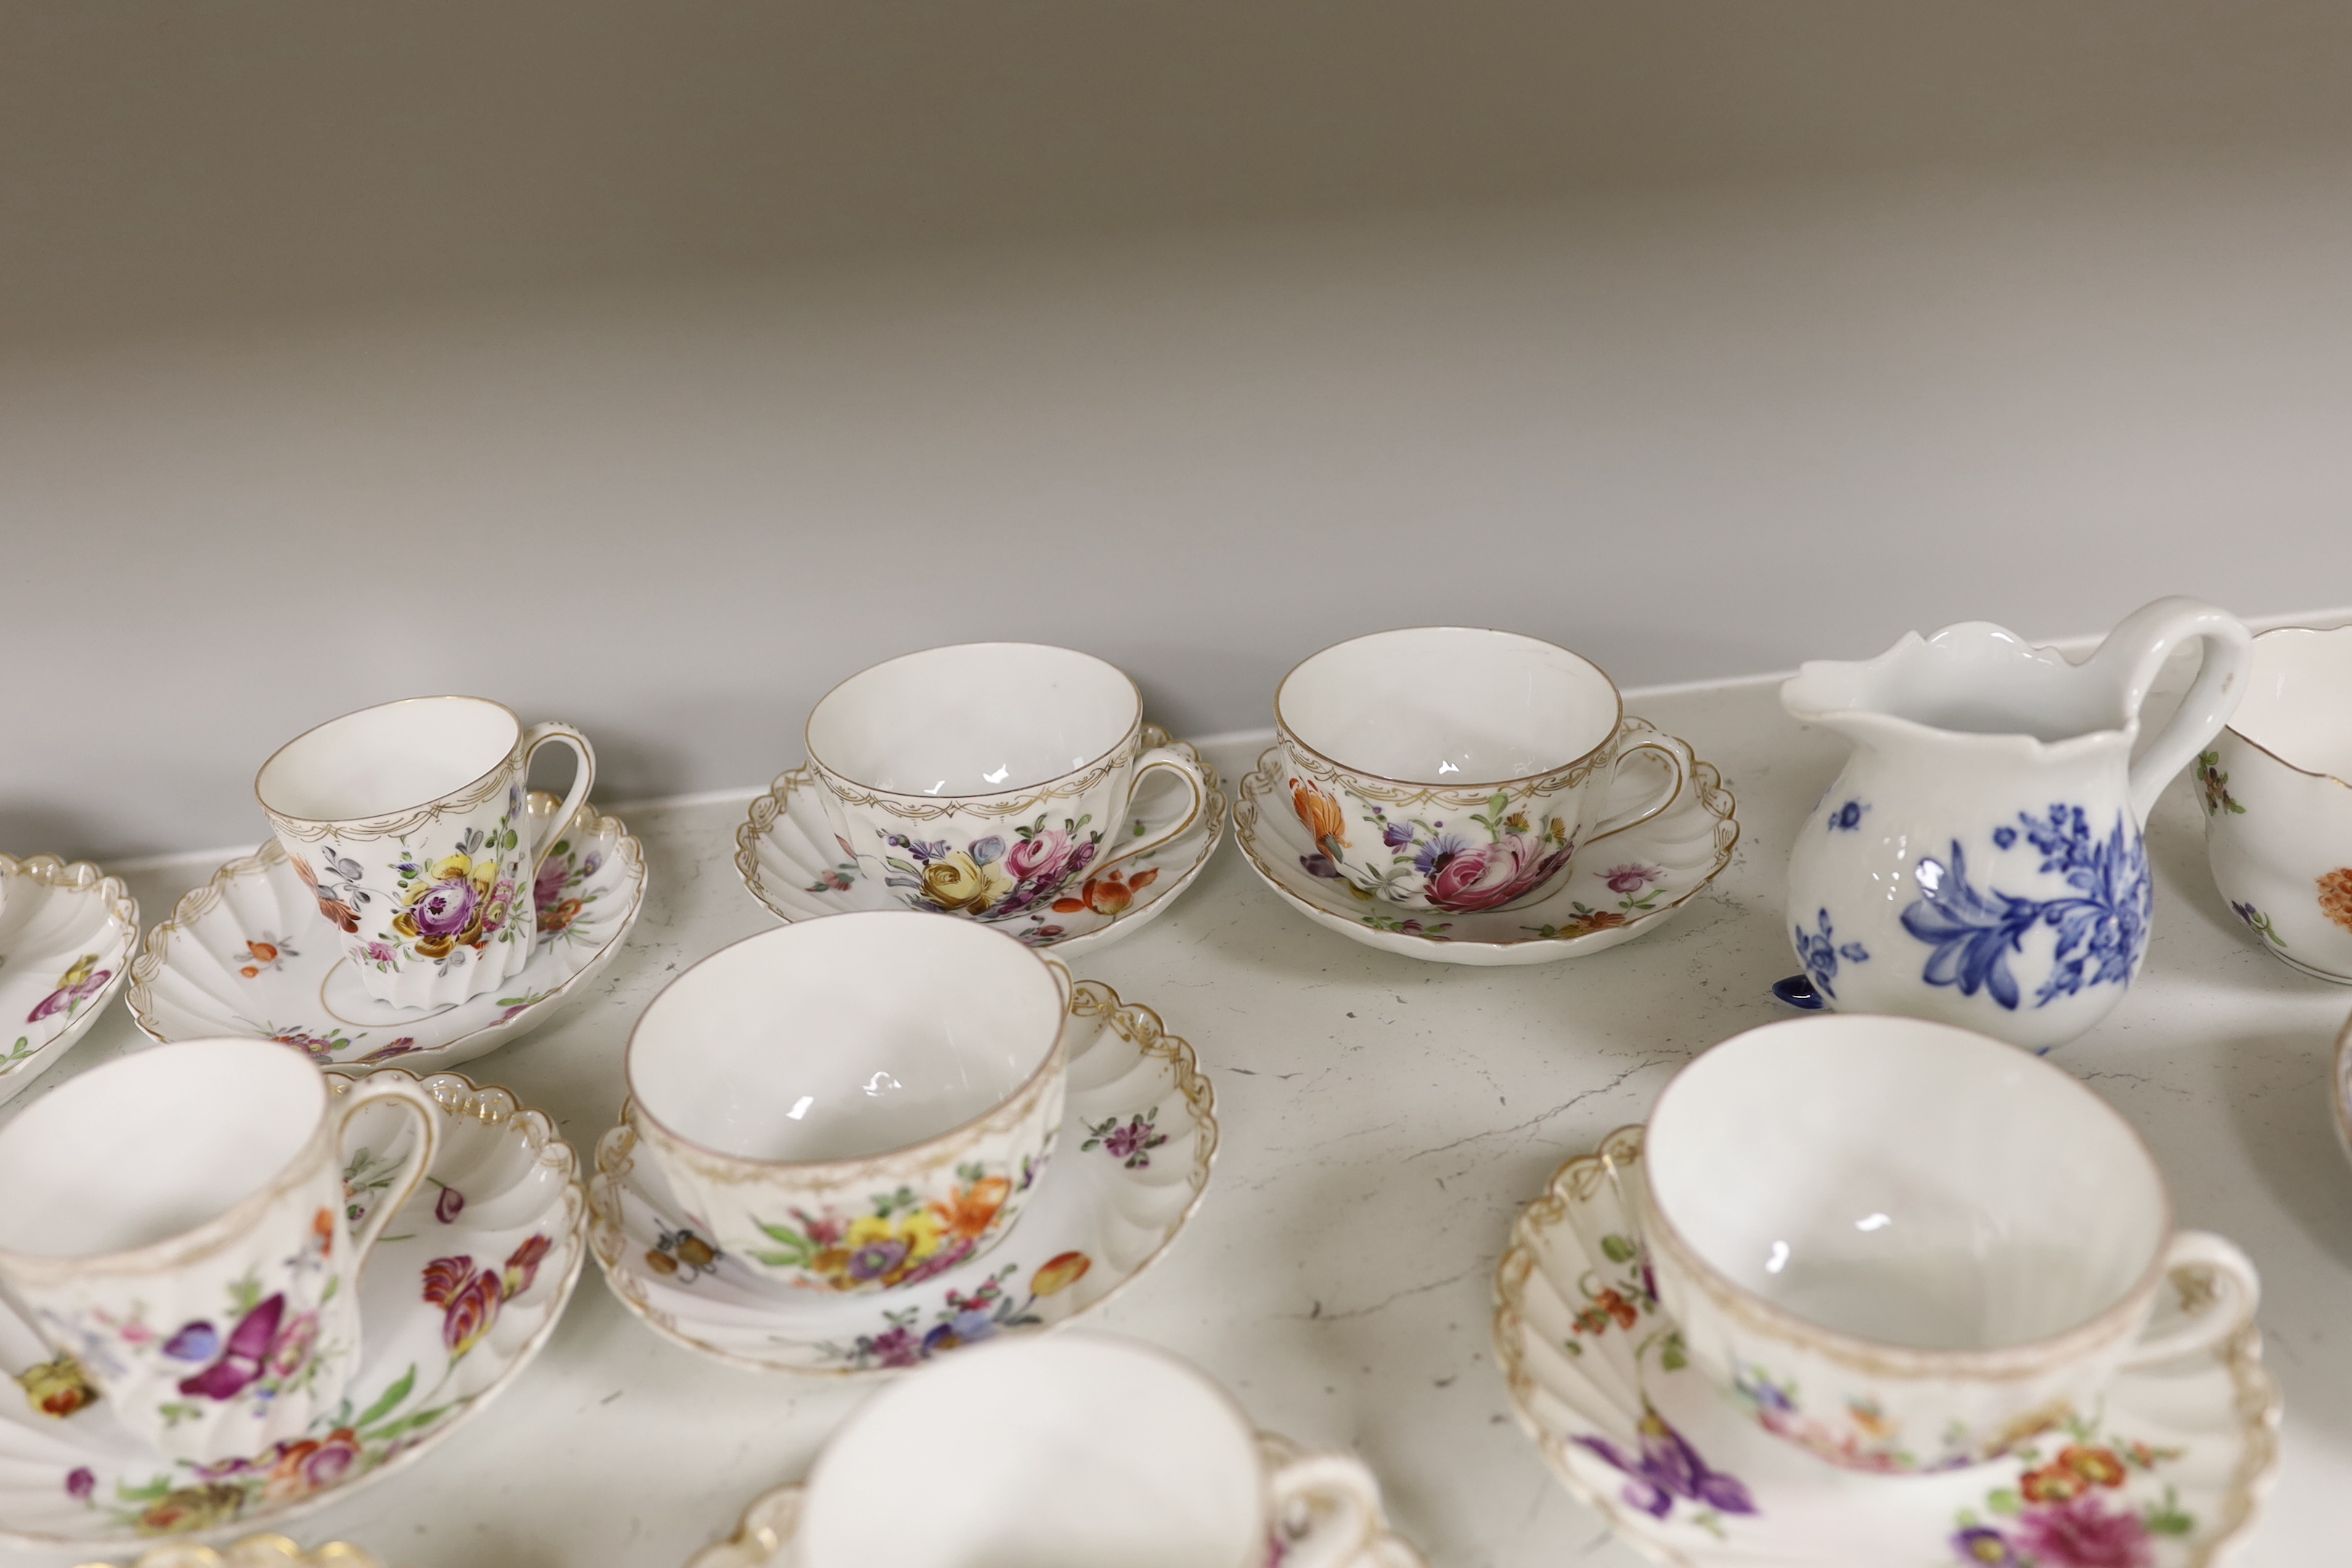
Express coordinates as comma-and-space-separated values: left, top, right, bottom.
1782, 597, 2249, 1052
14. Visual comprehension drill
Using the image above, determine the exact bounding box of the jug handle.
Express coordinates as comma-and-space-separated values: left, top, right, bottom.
2086, 597, 2252, 825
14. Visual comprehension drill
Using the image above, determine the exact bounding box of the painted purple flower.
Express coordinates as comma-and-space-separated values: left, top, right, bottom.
1382, 821, 1415, 849
865, 1326, 922, 1368
1572, 1409, 1756, 1521
162, 1321, 220, 1363
436, 1186, 466, 1223
364, 942, 398, 965
405, 878, 480, 939
1604, 863, 1665, 895
26, 963, 111, 1023
1953, 1527, 2019, 1565
897, 1236, 979, 1289
1412, 833, 1474, 877
64, 1467, 94, 1500
1299, 854, 1343, 881
533, 857, 570, 909
1105, 1118, 1153, 1159
178, 1293, 286, 1401
921, 1307, 999, 1355
2011, 1494, 2152, 1568
846, 1238, 910, 1281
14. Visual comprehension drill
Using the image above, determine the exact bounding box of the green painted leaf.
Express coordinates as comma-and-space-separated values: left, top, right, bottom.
353, 1365, 417, 1432
1599, 1234, 1636, 1263
1987, 1488, 2022, 1517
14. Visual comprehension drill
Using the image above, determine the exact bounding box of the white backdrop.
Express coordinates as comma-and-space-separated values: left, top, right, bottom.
4, 3, 2351, 858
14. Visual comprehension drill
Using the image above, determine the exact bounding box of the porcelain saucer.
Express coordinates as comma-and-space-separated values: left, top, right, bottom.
0, 854, 139, 1106
733, 726, 1225, 956
1492, 1127, 2282, 1567
589, 980, 1216, 1375
0, 1069, 587, 1549
127, 793, 645, 1071
1233, 721, 1739, 966
683, 1432, 1425, 1568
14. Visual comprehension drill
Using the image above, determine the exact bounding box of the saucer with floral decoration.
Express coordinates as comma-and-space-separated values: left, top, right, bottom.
0, 853, 138, 1106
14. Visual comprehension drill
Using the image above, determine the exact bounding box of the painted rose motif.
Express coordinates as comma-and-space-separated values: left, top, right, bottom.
260, 1426, 362, 1503
2319, 867, 2352, 934
533, 854, 570, 912
1422, 836, 1575, 912
64, 1466, 94, 1500
1949, 1429, 2188, 1563
1294, 780, 1580, 912
881, 816, 1105, 923
27, 954, 114, 1024
750, 1172, 1016, 1290
1603, 862, 1666, 896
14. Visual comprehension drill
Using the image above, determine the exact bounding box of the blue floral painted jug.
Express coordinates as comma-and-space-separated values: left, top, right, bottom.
1782, 597, 2250, 1052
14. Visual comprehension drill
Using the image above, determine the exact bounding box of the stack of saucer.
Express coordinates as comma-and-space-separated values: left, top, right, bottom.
1494, 1016, 2282, 1564
685, 1334, 1424, 1568
589, 912, 1219, 1373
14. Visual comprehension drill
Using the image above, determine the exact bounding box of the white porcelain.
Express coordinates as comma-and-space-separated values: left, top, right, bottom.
0, 1039, 439, 1464
1495, 1127, 2280, 1567
2199, 624, 2352, 981
1273, 628, 1688, 915
737, 726, 1226, 954
126, 793, 645, 1071
623, 912, 1070, 1296
1637, 1014, 2261, 1475
1233, 721, 1737, 965
256, 696, 597, 1011
0, 853, 138, 1106
1783, 597, 2250, 1051
804, 645, 1211, 934
791, 1333, 1381, 1568
0, 1068, 584, 1548
685, 1431, 1425, 1568
589, 979, 1214, 1374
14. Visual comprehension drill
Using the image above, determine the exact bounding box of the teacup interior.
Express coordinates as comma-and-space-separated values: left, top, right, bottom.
1645, 1016, 2166, 1351
257, 695, 519, 821
800, 1334, 1262, 1568
2234, 625, 2352, 780
0, 1037, 324, 1259
807, 643, 1138, 796
628, 912, 1063, 1162
1278, 627, 1619, 785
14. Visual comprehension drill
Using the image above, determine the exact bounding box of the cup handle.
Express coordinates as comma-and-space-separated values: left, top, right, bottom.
1582, 732, 1692, 846
1266, 1450, 1384, 1568
520, 722, 599, 881
2115, 1230, 2261, 1370
1040, 954, 1076, 1013
1089, 746, 1210, 879
332, 1074, 443, 1265
2082, 597, 2253, 825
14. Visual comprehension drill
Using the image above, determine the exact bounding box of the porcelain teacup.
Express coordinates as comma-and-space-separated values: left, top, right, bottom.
621, 911, 1069, 1295
256, 695, 597, 1011
1273, 627, 1688, 914
1633, 1013, 2259, 1474
797, 1332, 1383, 1568
0, 1037, 438, 1464
2200, 623, 2352, 981
804, 643, 1209, 936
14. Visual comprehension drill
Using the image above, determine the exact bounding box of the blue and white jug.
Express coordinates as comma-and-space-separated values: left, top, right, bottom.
1783, 597, 2250, 1051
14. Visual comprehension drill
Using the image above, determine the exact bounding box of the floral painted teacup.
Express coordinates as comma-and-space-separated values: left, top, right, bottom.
621, 911, 1070, 1295
799, 1332, 1385, 1568
256, 696, 597, 1011
1274, 627, 1688, 913
804, 643, 1209, 942
1636, 1013, 2260, 1474
0, 1037, 438, 1463
2200, 623, 2352, 981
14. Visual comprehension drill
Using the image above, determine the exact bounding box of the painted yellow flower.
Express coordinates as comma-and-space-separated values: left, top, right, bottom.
16, 1353, 98, 1418
920, 852, 1014, 914
428, 853, 476, 883
1031, 1250, 1091, 1297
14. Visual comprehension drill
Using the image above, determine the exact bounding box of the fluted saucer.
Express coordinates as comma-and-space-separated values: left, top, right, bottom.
0, 853, 138, 1106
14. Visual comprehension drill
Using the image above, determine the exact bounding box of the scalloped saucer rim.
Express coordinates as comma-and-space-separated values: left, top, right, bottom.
0, 853, 139, 1106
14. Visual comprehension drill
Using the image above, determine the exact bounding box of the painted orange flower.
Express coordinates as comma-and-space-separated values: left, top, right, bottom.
1290, 779, 1348, 852
2020, 1460, 2087, 1504
1051, 867, 1159, 918
932, 1176, 1012, 1241
312, 1206, 335, 1257
1593, 1288, 1638, 1330
2319, 868, 2352, 932
2058, 1445, 2127, 1487
1032, 1250, 1091, 1297
237, 940, 280, 978
16, 1354, 98, 1418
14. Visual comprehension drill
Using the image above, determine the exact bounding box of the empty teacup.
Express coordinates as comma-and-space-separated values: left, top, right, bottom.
804, 643, 1209, 934
2201, 623, 2352, 981
622, 911, 1069, 1294
256, 695, 597, 1011
798, 1332, 1383, 1568
1636, 1013, 2258, 1474
1274, 627, 1686, 913
0, 1037, 438, 1463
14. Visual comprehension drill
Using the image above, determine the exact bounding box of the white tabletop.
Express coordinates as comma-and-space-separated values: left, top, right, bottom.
14, 672, 2345, 1567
